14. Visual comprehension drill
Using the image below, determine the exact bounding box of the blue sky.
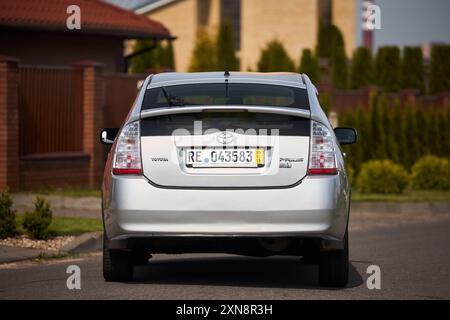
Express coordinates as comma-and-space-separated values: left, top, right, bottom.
356, 0, 450, 49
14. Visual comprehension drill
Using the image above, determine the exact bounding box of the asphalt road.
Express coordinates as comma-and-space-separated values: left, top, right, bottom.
0, 219, 449, 300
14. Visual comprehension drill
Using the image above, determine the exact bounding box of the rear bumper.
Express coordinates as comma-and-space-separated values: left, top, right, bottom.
107, 234, 343, 254
102, 174, 349, 251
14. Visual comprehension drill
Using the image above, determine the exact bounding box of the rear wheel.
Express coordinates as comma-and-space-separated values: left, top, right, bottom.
318, 231, 349, 287
103, 234, 134, 282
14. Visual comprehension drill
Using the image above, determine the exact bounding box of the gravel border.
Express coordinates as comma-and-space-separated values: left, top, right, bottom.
0, 235, 75, 251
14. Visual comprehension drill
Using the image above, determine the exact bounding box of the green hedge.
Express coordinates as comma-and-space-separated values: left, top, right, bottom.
340, 98, 449, 173
356, 160, 409, 194
410, 155, 450, 190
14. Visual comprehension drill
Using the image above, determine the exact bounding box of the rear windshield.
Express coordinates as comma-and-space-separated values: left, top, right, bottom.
140, 112, 310, 136
141, 83, 310, 110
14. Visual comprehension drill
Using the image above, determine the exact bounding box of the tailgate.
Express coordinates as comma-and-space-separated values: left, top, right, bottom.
140, 109, 310, 188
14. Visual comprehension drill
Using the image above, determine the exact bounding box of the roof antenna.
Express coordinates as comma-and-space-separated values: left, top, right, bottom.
224, 70, 230, 99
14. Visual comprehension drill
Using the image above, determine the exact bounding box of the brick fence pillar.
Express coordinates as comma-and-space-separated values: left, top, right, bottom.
0, 55, 20, 190
73, 61, 104, 188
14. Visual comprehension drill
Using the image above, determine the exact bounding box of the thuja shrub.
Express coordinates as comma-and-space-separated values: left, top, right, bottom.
410, 155, 450, 190
0, 190, 17, 239
22, 197, 53, 240
356, 160, 409, 194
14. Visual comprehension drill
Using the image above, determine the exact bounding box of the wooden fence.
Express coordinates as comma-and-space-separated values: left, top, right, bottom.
1, 58, 146, 189
18, 66, 84, 156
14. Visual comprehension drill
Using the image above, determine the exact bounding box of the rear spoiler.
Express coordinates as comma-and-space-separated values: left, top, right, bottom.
139, 105, 311, 120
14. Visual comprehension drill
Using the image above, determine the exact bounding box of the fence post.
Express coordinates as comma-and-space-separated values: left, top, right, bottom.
73, 61, 105, 188
0, 55, 20, 190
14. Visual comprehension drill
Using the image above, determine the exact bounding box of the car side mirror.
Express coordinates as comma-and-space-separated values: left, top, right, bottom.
100, 128, 119, 145
334, 127, 357, 145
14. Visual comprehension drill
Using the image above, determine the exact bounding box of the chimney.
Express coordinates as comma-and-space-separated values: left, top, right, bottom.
361, 0, 374, 51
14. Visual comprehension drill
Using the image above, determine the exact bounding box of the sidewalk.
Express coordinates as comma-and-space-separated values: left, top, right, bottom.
0, 232, 103, 264
0, 245, 43, 263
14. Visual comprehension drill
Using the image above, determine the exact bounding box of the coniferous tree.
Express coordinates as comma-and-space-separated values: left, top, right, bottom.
353, 107, 368, 171
298, 49, 320, 84
403, 105, 420, 168
340, 110, 356, 169
216, 19, 239, 71
401, 46, 424, 93
414, 107, 429, 155
435, 109, 446, 157
318, 93, 330, 116
163, 41, 176, 70
444, 108, 450, 158
316, 23, 345, 60
350, 47, 373, 89
392, 101, 407, 165
429, 45, 450, 94
332, 45, 348, 89
375, 46, 401, 92
369, 95, 387, 159
381, 98, 399, 163
152, 42, 165, 69
130, 39, 156, 73
188, 29, 216, 72
428, 110, 441, 156
130, 40, 175, 73
316, 22, 348, 89
257, 40, 295, 72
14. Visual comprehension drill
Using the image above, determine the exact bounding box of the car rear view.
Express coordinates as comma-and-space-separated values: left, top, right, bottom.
100, 72, 356, 287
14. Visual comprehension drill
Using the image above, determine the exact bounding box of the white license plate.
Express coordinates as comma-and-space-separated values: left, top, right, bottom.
185, 148, 265, 168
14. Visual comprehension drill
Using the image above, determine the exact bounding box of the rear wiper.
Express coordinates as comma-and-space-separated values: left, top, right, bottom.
161, 86, 185, 106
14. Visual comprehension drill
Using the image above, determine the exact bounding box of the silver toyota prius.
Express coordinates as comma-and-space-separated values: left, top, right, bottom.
100, 72, 357, 287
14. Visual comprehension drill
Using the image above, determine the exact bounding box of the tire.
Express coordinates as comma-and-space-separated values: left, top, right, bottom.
318, 231, 349, 288
103, 234, 134, 282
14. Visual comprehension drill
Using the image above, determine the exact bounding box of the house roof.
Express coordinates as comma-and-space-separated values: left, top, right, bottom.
0, 0, 171, 38
135, 0, 178, 14
104, 0, 178, 13
105, 0, 155, 11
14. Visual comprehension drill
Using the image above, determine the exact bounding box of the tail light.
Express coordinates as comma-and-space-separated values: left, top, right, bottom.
112, 121, 142, 175
308, 120, 337, 175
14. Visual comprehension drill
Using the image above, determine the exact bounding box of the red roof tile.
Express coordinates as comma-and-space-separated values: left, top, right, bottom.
0, 0, 170, 38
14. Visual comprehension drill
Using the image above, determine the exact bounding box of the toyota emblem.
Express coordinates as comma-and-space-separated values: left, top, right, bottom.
217, 132, 234, 144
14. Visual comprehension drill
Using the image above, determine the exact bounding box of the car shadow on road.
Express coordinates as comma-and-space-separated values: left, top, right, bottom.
132, 255, 363, 290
